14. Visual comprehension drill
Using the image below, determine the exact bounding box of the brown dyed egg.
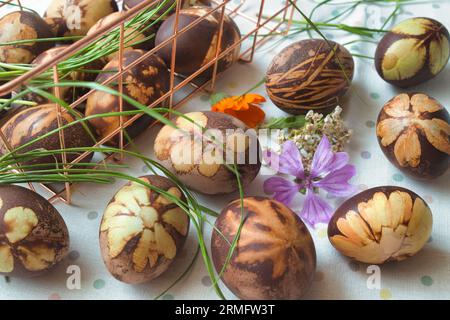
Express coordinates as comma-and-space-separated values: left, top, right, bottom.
0, 11, 54, 64
26, 46, 104, 105
99, 175, 189, 284
376, 93, 449, 179
375, 18, 450, 87
328, 186, 432, 264
0, 104, 95, 169
154, 111, 261, 195
155, 7, 241, 78
85, 49, 170, 146
266, 39, 354, 115
44, 0, 118, 37
211, 197, 316, 300
0, 185, 69, 278
87, 12, 152, 60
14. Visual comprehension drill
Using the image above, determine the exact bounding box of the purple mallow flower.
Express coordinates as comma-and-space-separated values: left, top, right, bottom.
263, 135, 357, 227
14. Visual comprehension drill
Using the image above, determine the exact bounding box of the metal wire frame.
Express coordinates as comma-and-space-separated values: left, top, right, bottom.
0, 0, 297, 204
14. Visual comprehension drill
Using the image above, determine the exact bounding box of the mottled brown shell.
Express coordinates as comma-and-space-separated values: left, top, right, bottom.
154, 111, 261, 195
266, 39, 354, 115
0, 11, 54, 64
211, 197, 316, 300
0, 185, 69, 277
44, 0, 119, 37
376, 93, 449, 179
87, 12, 153, 60
99, 175, 189, 284
0, 104, 95, 169
375, 17, 450, 88
328, 186, 432, 264
85, 49, 170, 146
155, 6, 241, 78
25, 46, 104, 106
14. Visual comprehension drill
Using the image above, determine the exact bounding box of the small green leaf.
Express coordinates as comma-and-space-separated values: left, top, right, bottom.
210, 92, 229, 106
261, 115, 307, 129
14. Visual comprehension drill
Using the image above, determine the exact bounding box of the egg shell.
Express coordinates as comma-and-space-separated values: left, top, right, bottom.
376, 93, 450, 179
0, 104, 95, 169
0, 185, 69, 277
153, 111, 261, 195
99, 175, 190, 284
155, 7, 241, 78
375, 17, 450, 88
87, 12, 153, 57
85, 49, 170, 146
211, 197, 316, 300
0, 11, 54, 64
26, 46, 104, 106
44, 0, 119, 37
265, 39, 354, 115
328, 186, 433, 264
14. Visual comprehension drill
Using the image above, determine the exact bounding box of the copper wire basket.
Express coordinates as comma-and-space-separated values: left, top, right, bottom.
0, 0, 297, 204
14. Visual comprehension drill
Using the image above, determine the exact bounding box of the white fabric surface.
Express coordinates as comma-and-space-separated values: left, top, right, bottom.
0, 0, 449, 300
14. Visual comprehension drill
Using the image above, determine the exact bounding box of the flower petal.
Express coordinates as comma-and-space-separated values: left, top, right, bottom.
418, 118, 450, 155
263, 177, 299, 206
313, 164, 357, 197
377, 118, 408, 147
310, 135, 334, 178
394, 130, 421, 167
299, 189, 334, 227
327, 152, 350, 172
244, 93, 266, 104
265, 141, 305, 178
411, 93, 443, 113
384, 93, 411, 118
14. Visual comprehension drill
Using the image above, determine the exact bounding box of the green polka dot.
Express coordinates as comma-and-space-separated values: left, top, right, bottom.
351, 45, 360, 52
421, 275, 433, 286
317, 228, 327, 239
331, 9, 340, 16
93, 279, 105, 289
393, 173, 404, 182
200, 94, 210, 102
370, 92, 380, 99
380, 288, 392, 300
432, 4, 440, 8
87, 211, 98, 220
366, 120, 375, 128
163, 294, 174, 300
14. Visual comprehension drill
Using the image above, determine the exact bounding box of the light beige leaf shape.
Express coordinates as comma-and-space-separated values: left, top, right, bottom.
17, 244, 56, 271
429, 35, 450, 75
394, 129, 421, 167
3, 207, 38, 244
418, 118, 450, 155
382, 39, 426, 81
0, 244, 13, 273
411, 93, 443, 113
331, 191, 432, 264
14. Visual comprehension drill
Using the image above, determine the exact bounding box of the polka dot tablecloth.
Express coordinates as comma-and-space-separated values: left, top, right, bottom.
1, 0, 449, 300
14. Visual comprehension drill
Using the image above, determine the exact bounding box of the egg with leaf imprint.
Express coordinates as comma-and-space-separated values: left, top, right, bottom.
44, 0, 119, 37
25, 46, 104, 106
99, 175, 190, 284
0, 104, 95, 171
85, 49, 170, 146
155, 6, 241, 78
0, 11, 54, 64
328, 186, 432, 264
375, 17, 450, 87
154, 111, 261, 195
0, 185, 69, 277
376, 93, 449, 179
211, 197, 316, 300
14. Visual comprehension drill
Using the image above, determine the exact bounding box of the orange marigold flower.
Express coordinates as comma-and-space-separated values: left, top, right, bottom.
211, 93, 266, 128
